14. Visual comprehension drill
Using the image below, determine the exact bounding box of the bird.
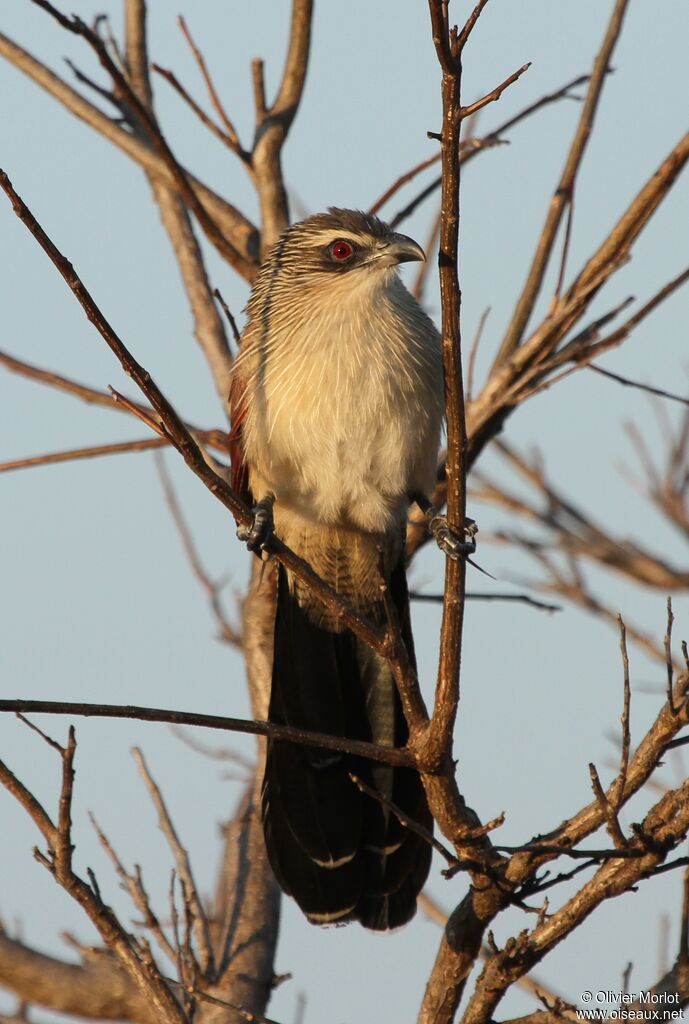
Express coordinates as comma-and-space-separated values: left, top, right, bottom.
229, 208, 465, 930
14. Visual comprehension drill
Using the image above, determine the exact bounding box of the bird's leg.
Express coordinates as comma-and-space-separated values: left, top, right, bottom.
411, 493, 478, 560
237, 492, 276, 556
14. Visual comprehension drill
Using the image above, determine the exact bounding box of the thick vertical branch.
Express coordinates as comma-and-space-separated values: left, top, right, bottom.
422, 2, 469, 770
0, 933, 160, 1023
252, 0, 313, 248
124, 0, 234, 409
416, 9, 476, 1023
199, 560, 281, 1024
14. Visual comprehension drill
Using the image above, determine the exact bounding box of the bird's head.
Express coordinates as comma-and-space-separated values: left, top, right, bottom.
259, 208, 425, 288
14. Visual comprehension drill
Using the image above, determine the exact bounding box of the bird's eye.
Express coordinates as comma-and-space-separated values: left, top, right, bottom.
330, 239, 354, 262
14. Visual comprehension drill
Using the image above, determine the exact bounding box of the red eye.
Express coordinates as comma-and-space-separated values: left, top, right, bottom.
330, 239, 354, 261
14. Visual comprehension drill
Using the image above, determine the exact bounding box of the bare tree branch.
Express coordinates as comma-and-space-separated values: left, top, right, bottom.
465, 776, 689, 1024
122, 1, 235, 409
90, 814, 178, 968
0, 348, 229, 453
0, 728, 187, 1023
28, 1, 255, 280
156, 455, 243, 648
0, 701, 413, 768
589, 363, 689, 407
203, 780, 280, 1021
0, 169, 403, 658
251, 0, 313, 249
423, 0, 469, 774
410, 591, 562, 612
0, 934, 160, 1024
418, 893, 568, 1008
132, 748, 214, 978
0, 32, 258, 270
493, 0, 629, 367
386, 72, 591, 229
176, 16, 245, 156
459, 61, 531, 120
417, 9, 504, 1023
0, 437, 167, 474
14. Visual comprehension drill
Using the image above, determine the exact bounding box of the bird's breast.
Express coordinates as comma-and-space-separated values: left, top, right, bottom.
241, 288, 443, 535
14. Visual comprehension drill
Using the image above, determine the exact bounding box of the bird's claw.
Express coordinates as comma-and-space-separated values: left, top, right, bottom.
428, 511, 478, 561
237, 494, 275, 558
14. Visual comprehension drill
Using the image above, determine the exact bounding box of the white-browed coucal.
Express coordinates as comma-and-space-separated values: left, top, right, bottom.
230, 208, 464, 929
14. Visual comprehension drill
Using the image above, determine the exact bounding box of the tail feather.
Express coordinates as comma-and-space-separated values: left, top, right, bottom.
267, 741, 362, 866
261, 562, 432, 930
263, 777, 363, 924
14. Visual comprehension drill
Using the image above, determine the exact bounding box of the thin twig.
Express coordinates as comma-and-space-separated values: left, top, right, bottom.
167, 979, 285, 1024
589, 364, 689, 407
496, 841, 637, 860
551, 188, 575, 305
15, 713, 64, 753
410, 591, 561, 612
369, 153, 444, 216
493, 0, 630, 367
666, 597, 677, 715
390, 138, 506, 229
466, 306, 491, 402
213, 288, 241, 346
152, 63, 241, 153
169, 726, 253, 772
588, 762, 628, 849
177, 16, 243, 153
156, 455, 243, 648
349, 772, 460, 870
132, 748, 213, 978
0, 348, 148, 413
0, 700, 413, 768
459, 62, 531, 120
0, 348, 228, 451
390, 72, 590, 229
413, 206, 442, 303
0, 437, 167, 474
611, 615, 632, 816
457, 0, 491, 52
89, 813, 177, 966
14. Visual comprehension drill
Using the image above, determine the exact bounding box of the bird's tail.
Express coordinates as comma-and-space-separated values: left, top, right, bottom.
261, 559, 432, 930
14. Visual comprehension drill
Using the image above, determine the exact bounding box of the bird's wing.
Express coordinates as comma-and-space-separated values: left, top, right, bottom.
228, 362, 252, 504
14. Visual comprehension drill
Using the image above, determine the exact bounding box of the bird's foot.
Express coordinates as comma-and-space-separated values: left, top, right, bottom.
237, 493, 275, 557
427, 509, 478, 561
410, 492, 479, 560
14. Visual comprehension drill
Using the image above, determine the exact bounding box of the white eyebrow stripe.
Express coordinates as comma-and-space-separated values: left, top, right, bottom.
302, 230, 373, 247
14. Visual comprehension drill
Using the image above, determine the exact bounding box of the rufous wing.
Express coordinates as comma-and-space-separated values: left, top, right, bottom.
228, 362, 252, 505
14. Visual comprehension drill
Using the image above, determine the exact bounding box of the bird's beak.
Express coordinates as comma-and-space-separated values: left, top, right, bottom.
375, 233, 426, 267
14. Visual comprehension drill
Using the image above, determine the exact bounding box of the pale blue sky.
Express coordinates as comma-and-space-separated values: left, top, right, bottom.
1, 2, 689, 1021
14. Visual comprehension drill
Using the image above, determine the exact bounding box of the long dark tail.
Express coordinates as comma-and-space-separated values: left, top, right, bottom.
261, 561, 432, 930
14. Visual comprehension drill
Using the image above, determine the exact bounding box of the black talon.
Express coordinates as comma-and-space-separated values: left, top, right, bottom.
237, 493, 275, 555
410, 492, 478, 561
427, 510, 478, 560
